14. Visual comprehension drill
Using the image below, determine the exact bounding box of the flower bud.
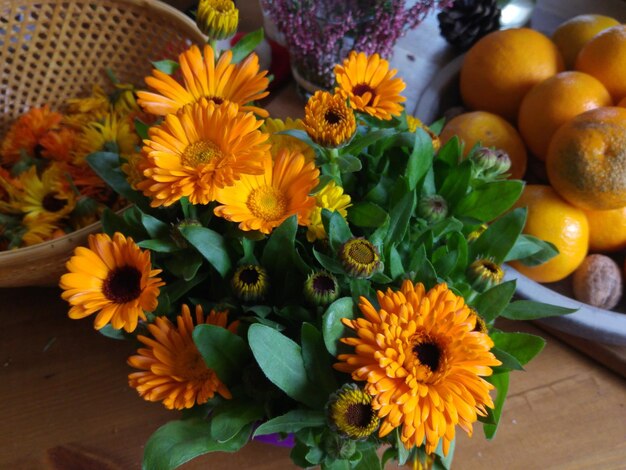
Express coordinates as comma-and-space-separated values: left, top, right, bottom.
339, 238, 381, 278
231, 264, 269, 302
304, 271, 339, 306
471, 146, 498, 171
492, 149, 512, 175
417, 194, 448, 223
327, 383, 379, 441
467, 258, 504, 291
196, 0, 239, 41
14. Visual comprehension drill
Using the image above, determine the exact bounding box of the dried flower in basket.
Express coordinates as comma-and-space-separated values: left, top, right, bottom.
0, 80, 148, 250
58, 2, 575, 469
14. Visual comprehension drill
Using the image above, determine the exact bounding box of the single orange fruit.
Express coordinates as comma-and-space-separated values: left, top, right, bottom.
551, 14, 620, 69
439, 111, 527, 179
584, 206, 626, 253
518, 71, 612, 161
575, 25, 626, 102
546, 107, 626, 211
509, 185, 588, 283
460, 28, 564, 121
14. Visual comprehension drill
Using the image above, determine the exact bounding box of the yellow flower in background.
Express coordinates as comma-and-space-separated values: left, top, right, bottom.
63, 85, 110, 129
335, 281, 501, 456
303, 91, 356, 148
306, 180, 352, 242
121, 152, 150, 191
263, 117, 315, 162
407, 115, 441, 152
214, 148, 319, 234
128, 304, 238, 410
75, 112, 139, 161
21, 214, 62, 246
13, 164, 76, 224
196, 0, 239, 40
60, 232, 164, 333
334, 52, 406, 120
137, 44, 269, 117
1, 105, 63, 164
111, 83, 142, 116
138, 99, 269, 207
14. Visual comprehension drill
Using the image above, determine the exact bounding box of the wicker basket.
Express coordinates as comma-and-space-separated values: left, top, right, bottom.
0, 0, 205, 288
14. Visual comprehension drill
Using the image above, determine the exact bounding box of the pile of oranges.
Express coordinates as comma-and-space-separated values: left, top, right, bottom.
439, 14, 626, 310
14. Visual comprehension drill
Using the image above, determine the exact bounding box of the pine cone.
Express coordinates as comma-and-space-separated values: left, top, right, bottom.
437, 0, 501, 51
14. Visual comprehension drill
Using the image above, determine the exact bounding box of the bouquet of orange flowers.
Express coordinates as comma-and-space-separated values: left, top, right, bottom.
58, 1, 573, 469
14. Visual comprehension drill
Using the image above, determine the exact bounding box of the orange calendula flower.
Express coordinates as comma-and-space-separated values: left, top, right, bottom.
1, 105, 63, 164
214, 148, 319, 234
303, 91, 356, 148
138, 99, 269, 207
60, 232, 164, 333
334, 51, 406, 120
335, 280, 501, 456
128, 304, 238, 410
39, 127, 79, 162
136, 44, 269, 117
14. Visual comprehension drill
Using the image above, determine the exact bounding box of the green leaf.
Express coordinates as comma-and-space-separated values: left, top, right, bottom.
343, 129, 394, 156
180, 225, 232, 278
209, 401, 264, 443
347, 202, 388, 228
491, 347, 524, 371
134, 118, 150, 140
322, 297, 355, 356
193, 324, 249, 384
455, 180, 524, 221
471, 280, 517, 323
142, 418, 251, 470
354, 447, 382, 470
86, 152, 153, 212
492, 332, 546, 367
248, 324, 318, 408
506, 235, 559, 266
141, 213, 170, 239
437, 136, 462, 166
408, 245, 438, 289
482, 372, 509, 439
470, 207, 526, 264
261, 215, 297, 272
438, 160, 472, 208
501, 300, 577, 320
252, 409, 326, 437
337, 154, 363, 173
98, 324, 127, 340
313, 248, 345, 275
301, 323, 338, 398
323, 209, 352, 253
396, 428, 410, 465
388, 244, 404, 280
152, 59, 179, 74
406, 128, 434, 191
137, 238, 180, 253
231, 28, 264, 63
164, 250, 203, 281
385, 189, 416, 244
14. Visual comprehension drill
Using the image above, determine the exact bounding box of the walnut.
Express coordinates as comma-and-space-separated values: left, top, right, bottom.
572, 254, 623, 310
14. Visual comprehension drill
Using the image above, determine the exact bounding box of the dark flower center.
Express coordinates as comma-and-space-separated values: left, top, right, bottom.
348, 241, 376, 265
481, 260, 500, 274
352, 83, 375, 98
413, 341, 441, 372
239, 267, 260, 286
324, 109, 342, 125
312, 274, 336, 293
345, 403, 374, 428
42, 192, 66, 212
103, 265, 142, 303
206, 95, 224, 105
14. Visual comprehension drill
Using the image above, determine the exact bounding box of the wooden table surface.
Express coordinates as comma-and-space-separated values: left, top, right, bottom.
2, 1, 626, 469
